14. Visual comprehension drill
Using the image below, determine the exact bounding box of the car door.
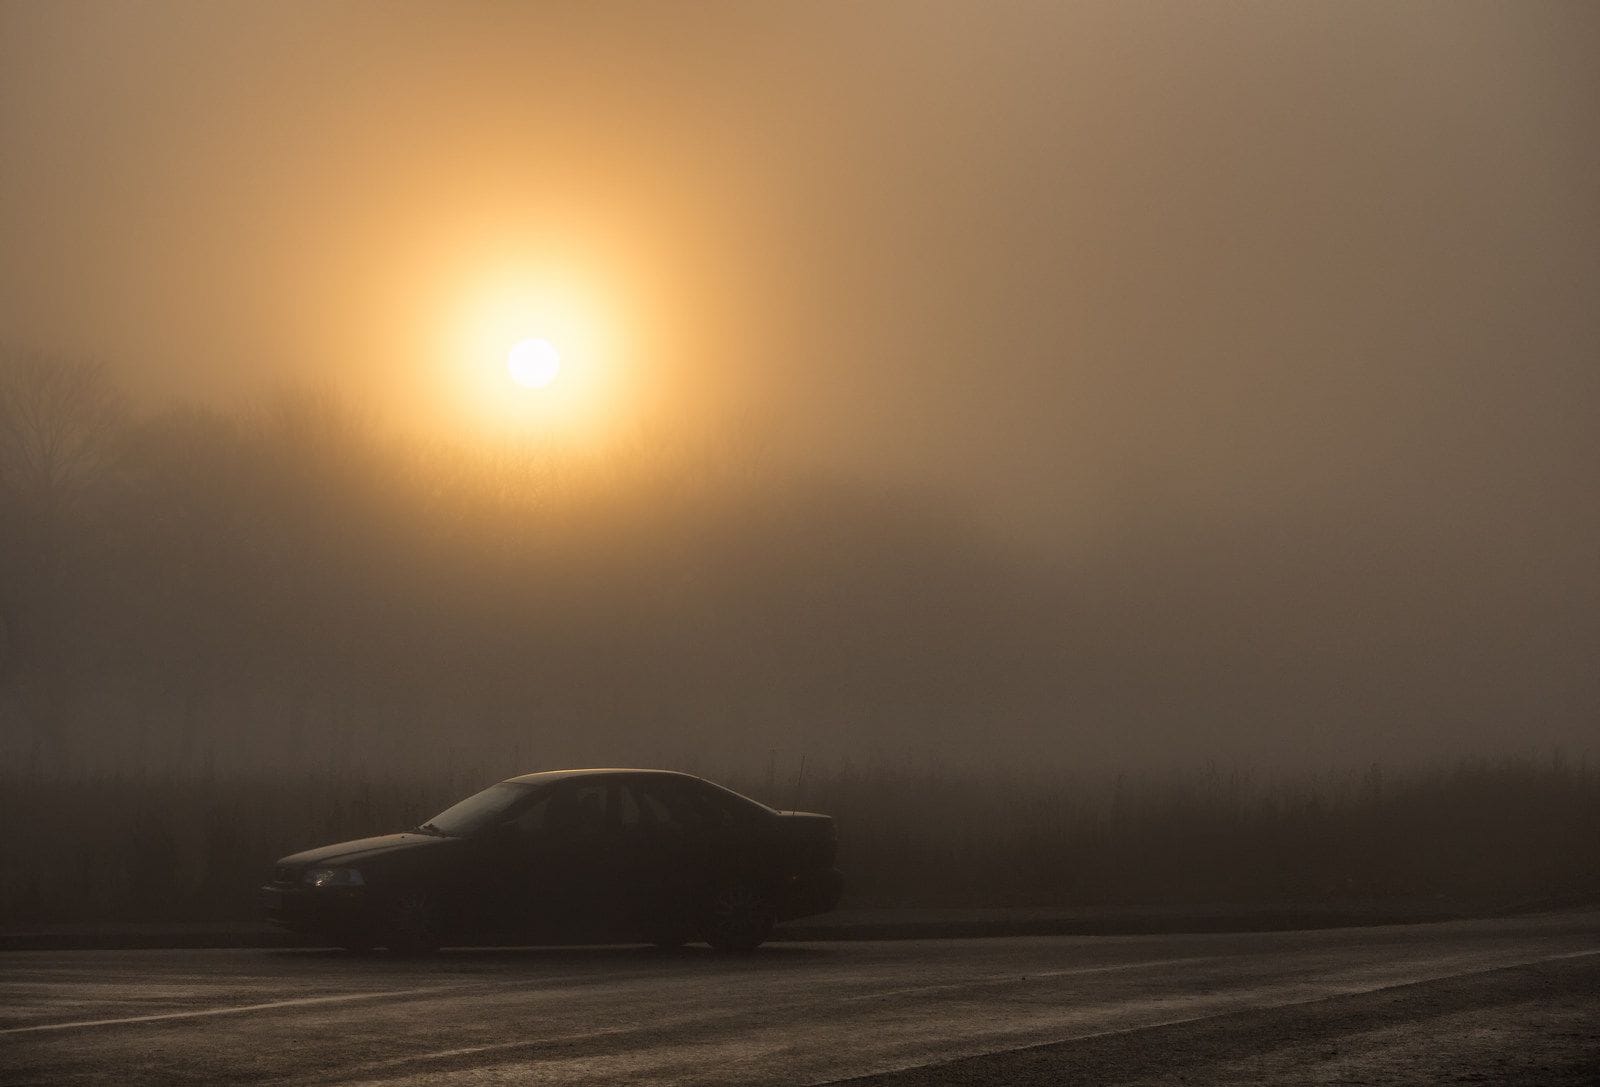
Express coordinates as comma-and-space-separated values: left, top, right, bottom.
629, 777, 751, 921
490, 779, 617, 940
607, 779, 692, 932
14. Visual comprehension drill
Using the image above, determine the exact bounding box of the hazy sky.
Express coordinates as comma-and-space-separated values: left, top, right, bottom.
6, 2, 1593, 537
5, 1, 1596, 522
3, 2, 1597, 764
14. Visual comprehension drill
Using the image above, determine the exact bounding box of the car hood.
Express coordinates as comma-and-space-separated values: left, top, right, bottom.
277, 832, 454, 867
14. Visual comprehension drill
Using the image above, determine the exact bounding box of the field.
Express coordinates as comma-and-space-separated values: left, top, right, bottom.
3, 755, 1596, 925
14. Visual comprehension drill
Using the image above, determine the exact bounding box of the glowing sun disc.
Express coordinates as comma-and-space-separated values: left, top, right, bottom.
507, 338, 561, 388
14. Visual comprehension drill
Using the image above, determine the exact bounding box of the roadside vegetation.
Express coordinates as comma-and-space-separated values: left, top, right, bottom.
2, 755, 1597, 924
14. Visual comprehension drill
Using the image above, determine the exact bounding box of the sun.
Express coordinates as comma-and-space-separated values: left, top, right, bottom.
507, 337, 561, 389
432, 265, 630, 442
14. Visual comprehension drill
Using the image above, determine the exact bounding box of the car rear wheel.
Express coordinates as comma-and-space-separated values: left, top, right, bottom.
384, 888, 444, 953
702, 881, 775, 952
644, 923, 696, 949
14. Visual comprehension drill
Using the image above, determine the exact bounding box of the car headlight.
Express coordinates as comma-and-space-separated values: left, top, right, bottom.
303, 867, 365, 888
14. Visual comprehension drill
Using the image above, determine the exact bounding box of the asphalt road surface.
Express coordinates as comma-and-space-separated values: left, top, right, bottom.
3, 912, 1596, 1086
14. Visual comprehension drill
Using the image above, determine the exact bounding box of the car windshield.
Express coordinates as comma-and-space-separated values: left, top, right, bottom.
421, 781, 540, 836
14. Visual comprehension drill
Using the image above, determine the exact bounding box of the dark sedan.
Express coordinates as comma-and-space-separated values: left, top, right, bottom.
261, 768, 842, 952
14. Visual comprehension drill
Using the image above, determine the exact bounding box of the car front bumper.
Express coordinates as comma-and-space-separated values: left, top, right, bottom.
259, 882, 375, 935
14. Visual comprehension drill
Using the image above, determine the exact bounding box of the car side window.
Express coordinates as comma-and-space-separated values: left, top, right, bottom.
617, 782, 644, 829
636, 779, 736, 833
505, 782, 609, 839
681, 781, 742, 828
552, 782, 608, 836
632, 783, 675, 828
504, 792, 552, 837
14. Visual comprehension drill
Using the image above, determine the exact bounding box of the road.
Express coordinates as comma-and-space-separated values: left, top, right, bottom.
2, 912, 1596, 1085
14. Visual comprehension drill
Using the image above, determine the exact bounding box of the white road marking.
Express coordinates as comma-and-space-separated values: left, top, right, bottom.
0, 984, 466, 1035
0, 964, 675, 1036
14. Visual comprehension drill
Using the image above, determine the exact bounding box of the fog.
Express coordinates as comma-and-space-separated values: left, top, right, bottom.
0, 354, 1591, 778
2, 2, 1597, 775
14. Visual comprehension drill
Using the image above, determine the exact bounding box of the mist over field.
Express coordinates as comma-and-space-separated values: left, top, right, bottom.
0, 354, 1593, 782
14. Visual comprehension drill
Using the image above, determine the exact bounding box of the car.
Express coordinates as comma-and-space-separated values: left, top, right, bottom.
260, 768, 843, 952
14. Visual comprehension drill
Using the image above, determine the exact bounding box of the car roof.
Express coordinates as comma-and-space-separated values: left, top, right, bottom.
500, 768, 777, 813
502, 768, 699, 785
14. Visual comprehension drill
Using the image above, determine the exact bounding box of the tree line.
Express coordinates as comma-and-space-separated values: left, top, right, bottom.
0, 351, 1077, 775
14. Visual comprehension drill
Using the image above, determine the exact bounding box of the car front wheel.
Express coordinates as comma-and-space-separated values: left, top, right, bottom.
702, 880, 775, 952
383, 888, 444, 953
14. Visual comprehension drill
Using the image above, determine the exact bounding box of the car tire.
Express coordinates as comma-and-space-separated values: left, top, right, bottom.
702, 880, 775, 952
383, 888, 444, 954
644, 924, 695, 949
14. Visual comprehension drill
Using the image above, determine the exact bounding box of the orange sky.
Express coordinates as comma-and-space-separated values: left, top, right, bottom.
2, 1, 1596, 542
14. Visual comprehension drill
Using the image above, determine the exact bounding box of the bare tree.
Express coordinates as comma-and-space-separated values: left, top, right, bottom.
0, 350, 128, 684
0, 349, 127, 507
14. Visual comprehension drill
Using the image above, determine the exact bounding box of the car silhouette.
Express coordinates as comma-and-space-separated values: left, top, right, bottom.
261, 768, 842, 952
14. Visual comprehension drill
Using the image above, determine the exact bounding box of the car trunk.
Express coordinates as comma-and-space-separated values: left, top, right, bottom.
775, 810, 837, 871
